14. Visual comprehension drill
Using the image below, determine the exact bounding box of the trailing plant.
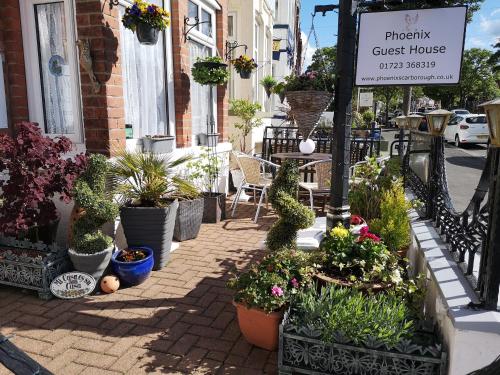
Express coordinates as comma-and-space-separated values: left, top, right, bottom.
227, 250, 315, 313
229, 99, 262, 152
72, 154, 119, 254
109, 150, 197, 207
288, 285, 414, 347
0, 122, 87, 239
284, 71, 327, 92
122, 0, 170, 31
317, 225, 403, 286
260, 75, 277, 97
266, 161, 315, 252
370, 179, 412, 253
191, 56, 229, 86
185, 148, 223, 195
231, 55, 257, 73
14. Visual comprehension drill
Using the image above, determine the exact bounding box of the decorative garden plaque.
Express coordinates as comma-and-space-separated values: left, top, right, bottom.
50, 272, 96, 299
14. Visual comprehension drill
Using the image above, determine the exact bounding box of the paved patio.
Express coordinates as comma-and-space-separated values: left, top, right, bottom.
0, 202, 277, 375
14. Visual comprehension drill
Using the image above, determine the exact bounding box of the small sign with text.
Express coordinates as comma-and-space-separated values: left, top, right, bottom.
356, 7, 467, 86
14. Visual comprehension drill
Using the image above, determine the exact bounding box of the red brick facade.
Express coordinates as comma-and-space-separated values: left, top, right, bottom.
0, 0, 228, 153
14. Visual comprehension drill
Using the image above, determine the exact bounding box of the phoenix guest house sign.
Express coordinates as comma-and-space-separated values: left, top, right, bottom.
356, 7, 467, 86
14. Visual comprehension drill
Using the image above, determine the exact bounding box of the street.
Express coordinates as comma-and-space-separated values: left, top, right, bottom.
382, 129, 487, 211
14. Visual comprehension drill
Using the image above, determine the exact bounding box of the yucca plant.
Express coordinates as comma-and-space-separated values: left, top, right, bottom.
109, 150, 198, 207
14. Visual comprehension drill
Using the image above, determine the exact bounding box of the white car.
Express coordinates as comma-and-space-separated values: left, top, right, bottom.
444, 114, 489, 147
450, 108, 470, 115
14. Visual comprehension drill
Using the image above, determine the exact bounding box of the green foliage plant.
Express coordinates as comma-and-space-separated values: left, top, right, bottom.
185, 148, 223, 195
362, 111, 374, 126
349, 157, 383, 220
227, 250, 315, 313
266, 161, 315, 252
260, 75, 277, 97
72, 154, 119, 254
191, 56, 229, 86
284, 71, 327, 92
370, 179, 412, 253
229, 99, 263, 152
289, 285, 414, 347
318, 225, 403, 286
109, 150, 197, 207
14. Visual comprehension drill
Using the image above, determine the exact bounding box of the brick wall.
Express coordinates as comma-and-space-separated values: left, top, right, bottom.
75, 0, 126, 156
170, 0, 229, 148
1, 0, 29, 134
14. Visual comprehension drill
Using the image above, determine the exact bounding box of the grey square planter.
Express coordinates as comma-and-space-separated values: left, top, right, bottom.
202, 192, 226, 223
278, 313, 447, 375
120, 200, 178, 270
142, 136, 175, 153
174, 198, 204, 242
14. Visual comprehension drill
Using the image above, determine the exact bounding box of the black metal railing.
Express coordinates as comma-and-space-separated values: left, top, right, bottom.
402, 130, 499, 309
261, 126, 381, 164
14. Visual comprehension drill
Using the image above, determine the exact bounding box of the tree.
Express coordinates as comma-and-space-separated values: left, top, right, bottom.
229, 99, 262, 152
423, 48, 499, 110
373, 86, 402, 125
306, 46, 336, 93
488, 41, 500, 74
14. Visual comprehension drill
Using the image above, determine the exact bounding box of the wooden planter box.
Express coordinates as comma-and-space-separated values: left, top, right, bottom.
0, 237, 70, 300
278, 313, 447, 375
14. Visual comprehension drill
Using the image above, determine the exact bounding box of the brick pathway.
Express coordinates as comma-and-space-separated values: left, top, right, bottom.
0, 202, 278, 374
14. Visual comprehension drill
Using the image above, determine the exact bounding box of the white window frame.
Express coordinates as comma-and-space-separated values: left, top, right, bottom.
20, 0, 84, 144
0, 54, 8, 129
187, 0, 218, 142
228, 12, 237, 40
119, 0, 176, 148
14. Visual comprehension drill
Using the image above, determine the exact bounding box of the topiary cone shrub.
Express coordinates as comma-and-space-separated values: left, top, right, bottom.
266, 160, 315, 251
71, 154, 119, 254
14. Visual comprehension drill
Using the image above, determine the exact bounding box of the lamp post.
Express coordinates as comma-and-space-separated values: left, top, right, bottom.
479, 99, 500, 309
425, 109, 452, 136
407, 114, 423, 131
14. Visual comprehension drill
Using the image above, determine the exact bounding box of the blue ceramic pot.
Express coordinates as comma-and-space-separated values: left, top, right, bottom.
111, 246, 154, 286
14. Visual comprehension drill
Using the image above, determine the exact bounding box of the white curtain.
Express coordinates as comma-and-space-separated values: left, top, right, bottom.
35, 2, 75, 135
119, 1, 168, 138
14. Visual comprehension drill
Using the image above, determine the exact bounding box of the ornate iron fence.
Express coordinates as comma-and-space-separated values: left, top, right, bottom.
402, 130, 499, 309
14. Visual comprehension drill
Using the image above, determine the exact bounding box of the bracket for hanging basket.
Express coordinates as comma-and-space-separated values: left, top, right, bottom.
184, 16, 212, 42
225, 41, 248, 61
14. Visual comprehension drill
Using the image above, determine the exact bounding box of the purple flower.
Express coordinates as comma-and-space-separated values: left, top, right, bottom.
290, 278, 299, 288
130, 4, 141, 16
271, 285, 284, 297
147, 5, 156, 14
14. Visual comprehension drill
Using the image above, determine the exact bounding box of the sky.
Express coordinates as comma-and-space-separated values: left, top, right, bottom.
299, 0, 500, 69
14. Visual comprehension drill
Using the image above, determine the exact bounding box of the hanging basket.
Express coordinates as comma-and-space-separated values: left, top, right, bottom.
286, 90, 333, 138
136, 23, 160, 45
278, 91, 286, 103
239, 70, 252, 79
264, 87, 272, 98
192, 60, 229, 86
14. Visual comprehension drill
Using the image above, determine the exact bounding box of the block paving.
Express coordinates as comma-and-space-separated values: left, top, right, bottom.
0, 202, 278, 374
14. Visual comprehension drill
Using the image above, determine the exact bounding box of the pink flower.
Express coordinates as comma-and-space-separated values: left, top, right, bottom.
271, 285, 284, 297
351, 215, 364, 226
290, 278, 299, 288
358, 225, 381, 243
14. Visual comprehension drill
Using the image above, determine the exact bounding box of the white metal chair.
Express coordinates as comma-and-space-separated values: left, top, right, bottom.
298, 160, 332, 211
230, 153, 280, 223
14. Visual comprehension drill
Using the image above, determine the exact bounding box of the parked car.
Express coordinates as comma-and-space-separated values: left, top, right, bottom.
450, 108, 470, 116
444, 114, 489, 147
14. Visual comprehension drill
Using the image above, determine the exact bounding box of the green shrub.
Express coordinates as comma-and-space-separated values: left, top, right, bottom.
349, 157, 383, 220
266, 161, 315, 251
289, 285, 414, 347
370, 179, 412, 252
227, 250, 314, 313
378, 156, 402, 191
362, 111, 374, 126
72, 154, 119, 254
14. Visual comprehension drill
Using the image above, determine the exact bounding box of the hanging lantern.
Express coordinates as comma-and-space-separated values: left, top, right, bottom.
407, 114, 423, 131
426, 109, 452, 136
480, 98, 500, 147
394, 115, 408, 129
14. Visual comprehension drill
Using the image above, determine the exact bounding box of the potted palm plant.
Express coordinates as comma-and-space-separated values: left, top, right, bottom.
192, 56, 229, 86
260, 75, 277, 98
227, 250, 314, 351
69, 154, 119, 282
231, 55, 257, 79
122, 0, 170, 45
109, 151, 192, 270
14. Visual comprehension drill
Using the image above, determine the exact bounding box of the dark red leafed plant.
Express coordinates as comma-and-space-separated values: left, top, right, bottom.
0, 122, 87, 237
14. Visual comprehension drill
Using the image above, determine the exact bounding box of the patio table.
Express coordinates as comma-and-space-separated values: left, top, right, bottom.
270, 152, 331, 163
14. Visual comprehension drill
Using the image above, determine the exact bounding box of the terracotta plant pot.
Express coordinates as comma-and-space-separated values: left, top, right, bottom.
233, 301, 283, 351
